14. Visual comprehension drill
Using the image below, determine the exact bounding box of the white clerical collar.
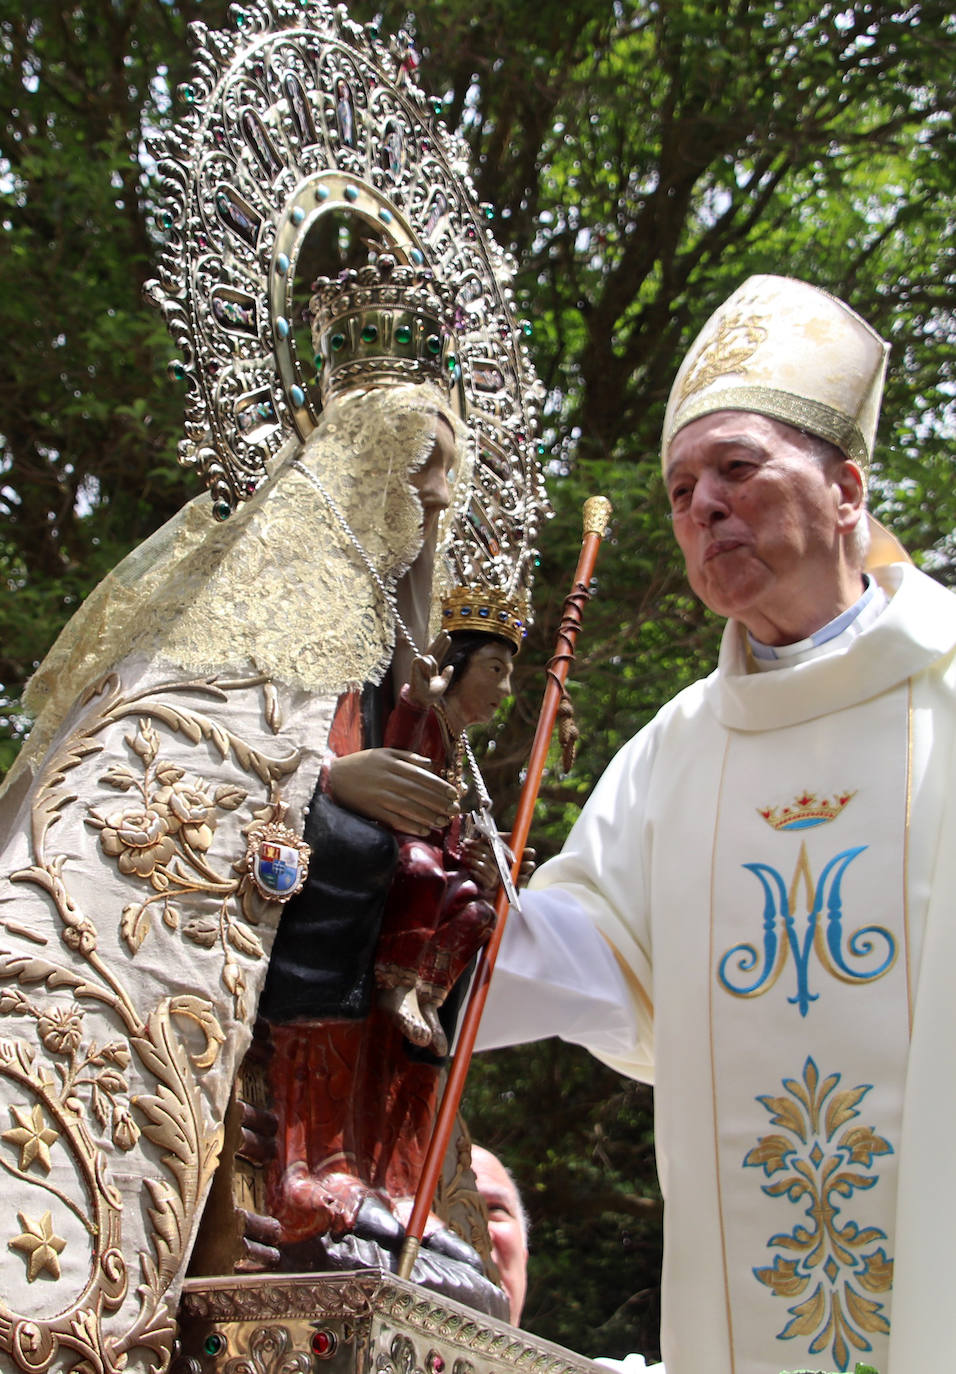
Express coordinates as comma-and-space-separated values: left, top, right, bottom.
748, 574, 888, 672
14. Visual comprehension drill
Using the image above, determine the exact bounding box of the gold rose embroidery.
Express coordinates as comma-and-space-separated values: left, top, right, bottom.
0, 998, 137, 1154
86, 717, 270, 1013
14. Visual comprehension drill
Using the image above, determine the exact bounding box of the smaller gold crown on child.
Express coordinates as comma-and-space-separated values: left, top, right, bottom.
440, 586, 528, 651
308, 253, 460, 403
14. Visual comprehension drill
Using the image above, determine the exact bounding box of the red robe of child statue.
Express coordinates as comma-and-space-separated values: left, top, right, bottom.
375, 632, 517, 1058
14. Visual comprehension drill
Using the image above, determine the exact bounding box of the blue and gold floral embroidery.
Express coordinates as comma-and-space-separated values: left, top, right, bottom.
718, 791, 896, 1016
745, 1056, 893, 1372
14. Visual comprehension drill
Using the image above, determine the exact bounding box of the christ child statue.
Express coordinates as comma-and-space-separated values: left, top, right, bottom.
375, 621, 518, 1056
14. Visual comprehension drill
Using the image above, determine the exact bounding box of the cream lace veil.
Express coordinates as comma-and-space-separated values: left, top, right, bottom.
16, 383, 467, 778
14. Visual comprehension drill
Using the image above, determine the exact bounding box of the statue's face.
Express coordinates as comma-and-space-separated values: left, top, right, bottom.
410, 416, 456, 539
448, 641, 514, 727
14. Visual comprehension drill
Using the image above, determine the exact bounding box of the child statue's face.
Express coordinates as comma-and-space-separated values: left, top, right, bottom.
448, 641, 514, 727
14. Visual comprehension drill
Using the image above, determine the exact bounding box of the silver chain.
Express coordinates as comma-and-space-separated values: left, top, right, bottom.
291, 458, 422, 657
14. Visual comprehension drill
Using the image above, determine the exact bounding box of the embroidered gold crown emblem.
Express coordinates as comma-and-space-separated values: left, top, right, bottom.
758, 790, 855, 832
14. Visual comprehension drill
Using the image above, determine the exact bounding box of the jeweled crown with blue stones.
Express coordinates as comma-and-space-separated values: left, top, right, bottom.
309, 255, 458, 403
440, 586, 527, 651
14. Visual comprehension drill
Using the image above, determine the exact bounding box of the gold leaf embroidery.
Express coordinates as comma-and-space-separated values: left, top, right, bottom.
674, 312, 768, 404
121, 901, 152, 955
743, 1132, 796, 1175
747, 1057, 893, 1368
838, 1123, 892, 1167
778, 1282, 826, 1338
753, 1256, 811, 1299
756, 1092, 808, 1142
824, 1083, 870, 1137
856, 1248, 894, 1293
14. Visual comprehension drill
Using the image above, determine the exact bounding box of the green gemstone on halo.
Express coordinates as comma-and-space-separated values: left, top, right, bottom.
361, 324, 378, 343
395, 324, 412, 345
447, 354, 457, 371
331, 332, 346, 352
213, 501, 232, 522
522, 322, 534, 337
426, 334, 441, 356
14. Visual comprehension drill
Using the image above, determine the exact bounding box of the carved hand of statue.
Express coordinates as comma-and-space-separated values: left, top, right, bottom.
408, 642, 454, 709
460, 832, 536, 896
327, 747, 459, 836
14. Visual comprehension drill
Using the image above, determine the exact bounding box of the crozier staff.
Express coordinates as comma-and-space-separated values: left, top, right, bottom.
478, 275, 956, 1374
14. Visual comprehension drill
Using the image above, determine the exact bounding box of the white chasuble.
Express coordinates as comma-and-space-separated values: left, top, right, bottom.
482, 563, 956, 1374
709, 688, 910, 1374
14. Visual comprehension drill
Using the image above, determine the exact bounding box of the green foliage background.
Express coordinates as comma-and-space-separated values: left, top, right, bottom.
2, 0, 954, 1362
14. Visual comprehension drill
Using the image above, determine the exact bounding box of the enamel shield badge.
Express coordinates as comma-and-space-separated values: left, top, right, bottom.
245, 820, 310, 902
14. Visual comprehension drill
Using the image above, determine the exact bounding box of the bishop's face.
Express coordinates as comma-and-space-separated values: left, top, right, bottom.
665, 411, 865, 645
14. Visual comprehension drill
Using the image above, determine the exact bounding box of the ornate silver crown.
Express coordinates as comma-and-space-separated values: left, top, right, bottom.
309, 254, 459, 402
144, 0, 549, 613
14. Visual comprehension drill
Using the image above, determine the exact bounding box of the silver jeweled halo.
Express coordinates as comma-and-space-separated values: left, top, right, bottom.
145, 0, 548, 607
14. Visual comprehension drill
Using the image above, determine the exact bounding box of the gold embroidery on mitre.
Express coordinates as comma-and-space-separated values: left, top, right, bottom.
674, 310, 768, 406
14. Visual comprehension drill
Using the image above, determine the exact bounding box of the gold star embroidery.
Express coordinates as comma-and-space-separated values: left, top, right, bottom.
2, 1104, 59, 1173
9, 1210, 67, 1281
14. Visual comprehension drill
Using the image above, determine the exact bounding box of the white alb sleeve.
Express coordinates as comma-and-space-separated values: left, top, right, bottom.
476, 887, 641, 1059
